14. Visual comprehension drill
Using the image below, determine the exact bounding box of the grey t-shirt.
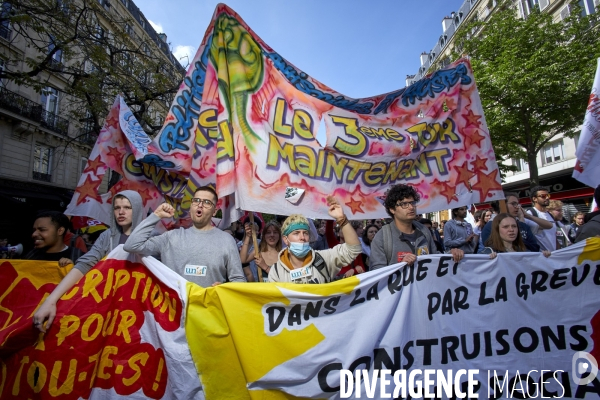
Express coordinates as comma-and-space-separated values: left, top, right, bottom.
124, 214, 246, 287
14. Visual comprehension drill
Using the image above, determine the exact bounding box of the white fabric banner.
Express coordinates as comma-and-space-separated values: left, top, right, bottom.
573, 58, 600, 188
245, 242, 600, 399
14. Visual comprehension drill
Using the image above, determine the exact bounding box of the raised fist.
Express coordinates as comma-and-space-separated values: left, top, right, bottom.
154, 203, 175, 219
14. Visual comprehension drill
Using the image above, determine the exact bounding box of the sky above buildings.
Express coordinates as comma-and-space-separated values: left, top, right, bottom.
141, 0, 465, 98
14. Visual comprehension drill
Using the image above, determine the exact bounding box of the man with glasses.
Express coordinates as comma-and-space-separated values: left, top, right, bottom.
370, 184, 464, 270
526, 186, 557, 251
444, 206, 477, 254
124, 186, 246, 287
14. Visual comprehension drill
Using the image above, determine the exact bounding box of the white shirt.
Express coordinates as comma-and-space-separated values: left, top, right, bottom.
526, 208, 556, 251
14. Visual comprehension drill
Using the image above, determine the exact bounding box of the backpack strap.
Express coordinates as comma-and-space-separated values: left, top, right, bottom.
383, 223, 393, 265
69, 234, 83, 262
312, 252, 331, 282
529, 207, 539, 218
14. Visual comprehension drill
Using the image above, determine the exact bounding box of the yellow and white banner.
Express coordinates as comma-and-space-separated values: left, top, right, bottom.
2, 240, 600, 399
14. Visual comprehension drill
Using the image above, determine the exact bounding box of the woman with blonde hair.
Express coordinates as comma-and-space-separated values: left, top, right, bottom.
268, 196, 362, 284
240, 220, 283, 282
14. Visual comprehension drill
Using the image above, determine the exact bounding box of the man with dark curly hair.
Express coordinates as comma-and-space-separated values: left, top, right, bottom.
370, 184, 464, 269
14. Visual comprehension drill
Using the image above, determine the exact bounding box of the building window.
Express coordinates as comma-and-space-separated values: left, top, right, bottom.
120, 0, 129, 6
33, 144, 53, 182
80, 157, 88, 176
0, 59, 5, 87
139, 18, 146, 29
512, 158, 529, 172
94, 24, 105, 40
0, 2, 12, 40
542, 140, 564, 164
48, 35, 63, 64
41, 87, 59, 114
559, 5, 571, 20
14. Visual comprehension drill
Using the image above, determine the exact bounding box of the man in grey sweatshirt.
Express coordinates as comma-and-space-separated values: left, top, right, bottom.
124, 186, 246, 287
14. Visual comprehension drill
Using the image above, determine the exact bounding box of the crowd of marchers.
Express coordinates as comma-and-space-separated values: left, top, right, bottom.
0, 182, 596, 332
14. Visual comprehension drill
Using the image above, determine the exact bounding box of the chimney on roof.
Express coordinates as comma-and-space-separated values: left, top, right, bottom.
158, 33, 167, 43
442, 15, 454, 32
420, 52, 429, 66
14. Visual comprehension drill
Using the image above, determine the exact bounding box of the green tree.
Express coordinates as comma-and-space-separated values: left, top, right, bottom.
451, 0, 600, 185
0, 0, 185, 141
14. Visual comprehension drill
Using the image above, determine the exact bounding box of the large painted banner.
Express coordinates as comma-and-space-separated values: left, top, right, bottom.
66, 4, 503, 226
0, 250, 202, 399
2, 240, 600, 399
573, 58, 600, 188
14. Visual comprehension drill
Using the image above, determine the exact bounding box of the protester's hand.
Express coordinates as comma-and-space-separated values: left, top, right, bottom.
517, 206, 525, 221
58, 258, 73, 267
154, 203, 175, 219
344, 269, 355, 278
542, 250, 551, 258
489, 252, 497, 260
355, 265, 365, 274
466, 234, 476, 243
401, 253, 417, 266
33, 301, 56, 333
243, 223, 255, 243
211, 281, 222, 287
450, 248, 464, 263
255, 254, 268, 270
326, 196, 344, 220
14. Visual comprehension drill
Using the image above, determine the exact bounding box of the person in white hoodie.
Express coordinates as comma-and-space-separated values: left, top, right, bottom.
268, 196, 362, 284
33, 190, 144, 332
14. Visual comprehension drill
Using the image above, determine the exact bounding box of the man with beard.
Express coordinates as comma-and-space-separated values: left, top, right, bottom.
27, 211, 79, 263
125, 186, 245, 287
526, 185, 557, 251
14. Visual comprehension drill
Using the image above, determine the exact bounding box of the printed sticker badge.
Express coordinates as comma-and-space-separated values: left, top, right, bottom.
184, 265, 208, 276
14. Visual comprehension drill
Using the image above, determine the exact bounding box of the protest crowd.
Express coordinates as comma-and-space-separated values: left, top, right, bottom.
20, 181, 598, 332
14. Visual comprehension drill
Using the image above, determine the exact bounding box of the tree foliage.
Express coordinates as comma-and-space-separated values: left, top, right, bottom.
0, 0, 185, 139
451, 0, 600, 184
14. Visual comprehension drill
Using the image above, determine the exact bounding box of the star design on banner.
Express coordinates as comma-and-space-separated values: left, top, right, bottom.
472, 169, 503, 200
83, 155, 106, 176
471, 155, 488, 172
106, 146, 124, 167
436, 180, 459, 203
445, 97, 457, 111
464, 128, 486, 148
75, 175, 102, 205
462, 109, 482, 129
453, 161, 475, 188
345, 197, 364, 214
105, 112, 119, 129
138, 188, 154, 205
108, 181, 127, 201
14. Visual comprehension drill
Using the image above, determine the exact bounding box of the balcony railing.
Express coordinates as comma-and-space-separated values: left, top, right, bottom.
0, 86, 69, 136
32, 171, 52, 182
77, 130, 98, 146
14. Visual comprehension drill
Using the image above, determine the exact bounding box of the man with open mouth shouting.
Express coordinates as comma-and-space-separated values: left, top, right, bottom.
125, 186, 246, 287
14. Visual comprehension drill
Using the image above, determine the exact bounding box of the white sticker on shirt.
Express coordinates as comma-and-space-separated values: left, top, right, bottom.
184, 265, 208, 276
290, 266, 312, 281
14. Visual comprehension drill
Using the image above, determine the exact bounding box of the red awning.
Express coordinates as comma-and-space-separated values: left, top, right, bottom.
475, 187, 595, 209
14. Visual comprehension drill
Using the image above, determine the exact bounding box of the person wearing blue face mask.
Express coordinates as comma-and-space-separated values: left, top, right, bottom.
268, 196, 362, 284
